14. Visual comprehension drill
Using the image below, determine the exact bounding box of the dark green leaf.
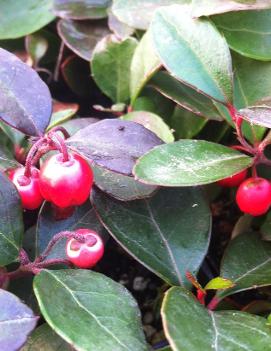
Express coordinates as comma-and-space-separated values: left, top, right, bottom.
219, 232, 271, 298
58, 19, 110, 61
34, 269, 148, 351
0, 48, 52, 136
91, 35, 137, 103
0, 289, 38, 351
151, 5, 233, 103
47, 101, 78, 130
133, 140, 252, 186
92, 187, 211, 286
162, 286, 271, 351
53, 0, 111, 20
0, 172, 23, 265
0, 0, 55, 39
151, 72, 223, 121
261, 211, 271, 241
0, 145, 19, 172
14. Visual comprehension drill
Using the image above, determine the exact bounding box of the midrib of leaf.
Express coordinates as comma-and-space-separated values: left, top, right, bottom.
0, 231, 19, 250
234, 256, 271, 283
42, 270, 134, 351
0, 316, 37, 325
234, 72, 249, 107
216, 24, 271, 36
158, 11, 230, 102
145, 201, 183, 285
211, 313, 219, 351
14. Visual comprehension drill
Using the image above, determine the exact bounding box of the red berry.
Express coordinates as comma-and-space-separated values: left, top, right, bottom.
9, 167, 44, 210
66, 229, 104, 268
39, 152, 93, 208
236, 177, 271, 216
218, 169, 248, 187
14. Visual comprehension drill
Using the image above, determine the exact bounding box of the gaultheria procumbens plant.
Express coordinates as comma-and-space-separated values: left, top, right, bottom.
0, 1, 271, 350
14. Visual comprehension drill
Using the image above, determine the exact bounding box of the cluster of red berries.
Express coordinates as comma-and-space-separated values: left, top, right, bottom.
8, 151, 94, 211
218, 170, 271, 216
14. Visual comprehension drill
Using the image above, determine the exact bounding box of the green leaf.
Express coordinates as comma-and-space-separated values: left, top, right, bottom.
0, 0, 55, 39
219, 232, 271, 299
192, 0, 271, 17
112, 0, 189, 30
0, 289, 38, 351
37, 201, 102, 259
162, 286, 271, 351
213, 9, 271, 61
22, 324, 72, 351
0, 172, 23, 265
0, 146, 19, 172
53, 0, 111, 20
151, 72, 223, 120
130, 30, 161, 104
58, 19, 110, 61
133, 140, 252, 187
204, 277, 235, 290
25, 33, 48, 66
47, 102, 79, 130
92, 187, 211, 286
93, 164, 157, 201
170, 107, 208, 139
91, 35, 137, 103
151, 5, 233, 103
34, 269, 148, 351
261, 211, 271, 241
121, 111, 174, 143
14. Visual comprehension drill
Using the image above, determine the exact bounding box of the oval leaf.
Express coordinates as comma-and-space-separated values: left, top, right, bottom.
67, 119, 163, 176
0, 48, 52, 136
219, 232, 271, 299
204, 277, 235, 291
151, 5, 233, 103
239, 106, 271, 128
0, 0, 55, 39
0, 172, 23, 265
213, 9, 271, 61
92, 187, 211, 286
53, 0, 111, 20
58, 19, 110, 61
34, 269, 148, 351
0, 289, 38, 351
133, 140, 252, 186
162, 286, 271, 351
91, 35, 138, 103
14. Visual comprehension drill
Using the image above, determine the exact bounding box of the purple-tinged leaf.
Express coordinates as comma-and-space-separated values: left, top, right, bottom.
239, 105, 271, 128
0, 289, 38, 351
0, 48, 52, 136
66, 119, 163, 175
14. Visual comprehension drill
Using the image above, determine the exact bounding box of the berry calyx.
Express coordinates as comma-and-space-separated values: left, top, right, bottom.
217, 169, 248, 187
39, 152, 94, 209
9, 167, 44, 210
236, 177, 271, 216
66, 229, 104, 268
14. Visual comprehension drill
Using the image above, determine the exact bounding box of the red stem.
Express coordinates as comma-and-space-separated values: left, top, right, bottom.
48, 126, 70, 139
48, 133, 70, 162
207, 296, 221, 311
24, 137, 47, 177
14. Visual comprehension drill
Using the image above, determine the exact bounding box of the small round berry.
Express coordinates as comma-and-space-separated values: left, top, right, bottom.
39, 152, 94, 208
236, 177, 271, 216
9, 167, 44, 210
66, 229, 104, 269
217, 169, 248, 187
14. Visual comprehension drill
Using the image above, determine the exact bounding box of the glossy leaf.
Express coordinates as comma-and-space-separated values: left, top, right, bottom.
239, 105, 271, 128
133, 140, 252, 186
0, 289, 38, 351
121, 111, 174, 143
62, 117, 99, 135
93, 164, 157, 201
204, 277, 235, 291
0, 172, 23, 265
53, 0, 111, 20
58, 19, 110, 61
192, 0, 271, 17
67, 119, 163, 176
162, 286, 271, 351
219, 232, 271, 298
213, 10, 271, 61
151, 72, 223, 121
0, 0, 55, 39
92, 187, 211, 286
0, 48, 52, 136
112, 0, 189, 30
91, 35, 137, 102
151, 5, 233, 103
22, 324, 72, 351
34, 269, 148, 351
130, 30, 161, 104
37, 200, 102, 259
47, 101, 78, 130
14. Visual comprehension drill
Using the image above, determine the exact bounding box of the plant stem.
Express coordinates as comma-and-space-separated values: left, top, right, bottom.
48, 132, 70, 162
207, 295, 221, 311
48, 126, 70, 139
24, 137, 47, 177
